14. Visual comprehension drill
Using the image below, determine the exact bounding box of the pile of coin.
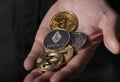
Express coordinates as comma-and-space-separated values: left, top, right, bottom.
36, 11, 87, 71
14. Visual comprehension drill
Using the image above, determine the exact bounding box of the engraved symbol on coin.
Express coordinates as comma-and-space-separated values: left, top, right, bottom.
36, 52, 63, 71
50, 11, 78, 32
43, 30, 70, 50
52, 31, 62, 43
70, 32, 87, 51
58, 45, 74, 64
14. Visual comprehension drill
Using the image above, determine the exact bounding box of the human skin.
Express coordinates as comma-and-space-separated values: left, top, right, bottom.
24, 0, 120, 82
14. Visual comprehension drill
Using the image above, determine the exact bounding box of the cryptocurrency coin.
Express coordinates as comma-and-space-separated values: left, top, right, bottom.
70, 32, 87, 51
36, 52, 63, 71
58, 45, 74, 64
43, 29, 70, 50
50, 11, 78, 32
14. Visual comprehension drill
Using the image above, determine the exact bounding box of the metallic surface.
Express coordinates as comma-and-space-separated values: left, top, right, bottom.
70, 32, 87, 51
36, 52, 63, 71
58, 45, 74, 64
50, 11, 78, 32
43, 30, 70, 50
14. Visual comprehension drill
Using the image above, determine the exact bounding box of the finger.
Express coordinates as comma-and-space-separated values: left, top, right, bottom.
33, 72, 54, 82
24, 69, 43, 82
24, 2, 66, 70
24, 27, 50, 70
99, 9, 120, 54
51, 46, 96, 82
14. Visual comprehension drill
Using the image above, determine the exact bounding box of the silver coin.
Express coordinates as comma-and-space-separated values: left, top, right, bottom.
43, 30, 70, 50
70, 32, 87, 51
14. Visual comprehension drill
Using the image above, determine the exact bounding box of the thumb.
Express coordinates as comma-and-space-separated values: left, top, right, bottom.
99, 10, 120, 54
24, 27, 49, 70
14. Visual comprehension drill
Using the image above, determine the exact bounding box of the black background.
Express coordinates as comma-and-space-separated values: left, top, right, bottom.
0, 0, 119, 82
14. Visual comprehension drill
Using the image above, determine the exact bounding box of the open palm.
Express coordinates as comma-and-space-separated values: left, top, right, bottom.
24, 0, 120, 82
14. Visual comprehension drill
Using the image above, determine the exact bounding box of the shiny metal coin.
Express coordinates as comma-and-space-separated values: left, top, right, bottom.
36, 52, 63, 71
58, 45, 74, 64
70, 32, 87, 51
50, 11, 78, 32
43, 30, 70, 50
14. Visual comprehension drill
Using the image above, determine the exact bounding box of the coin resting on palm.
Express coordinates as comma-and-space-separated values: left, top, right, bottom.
70, 32, 87, 51
50, 11, 78, 32
36, 11, 88, 71
58, 45, 74, 64
36, 52, 63, 71
43, 29, 70, 50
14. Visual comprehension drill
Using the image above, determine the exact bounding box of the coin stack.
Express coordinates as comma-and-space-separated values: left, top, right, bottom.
36, 11, 87, 72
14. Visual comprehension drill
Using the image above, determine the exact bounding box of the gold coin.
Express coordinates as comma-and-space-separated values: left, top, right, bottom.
58, 45, 74, 64
50, 11, 78, 32
36, 52, 63, 71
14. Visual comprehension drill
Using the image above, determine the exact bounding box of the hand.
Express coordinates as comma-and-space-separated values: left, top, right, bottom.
24, 0, 120, 82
